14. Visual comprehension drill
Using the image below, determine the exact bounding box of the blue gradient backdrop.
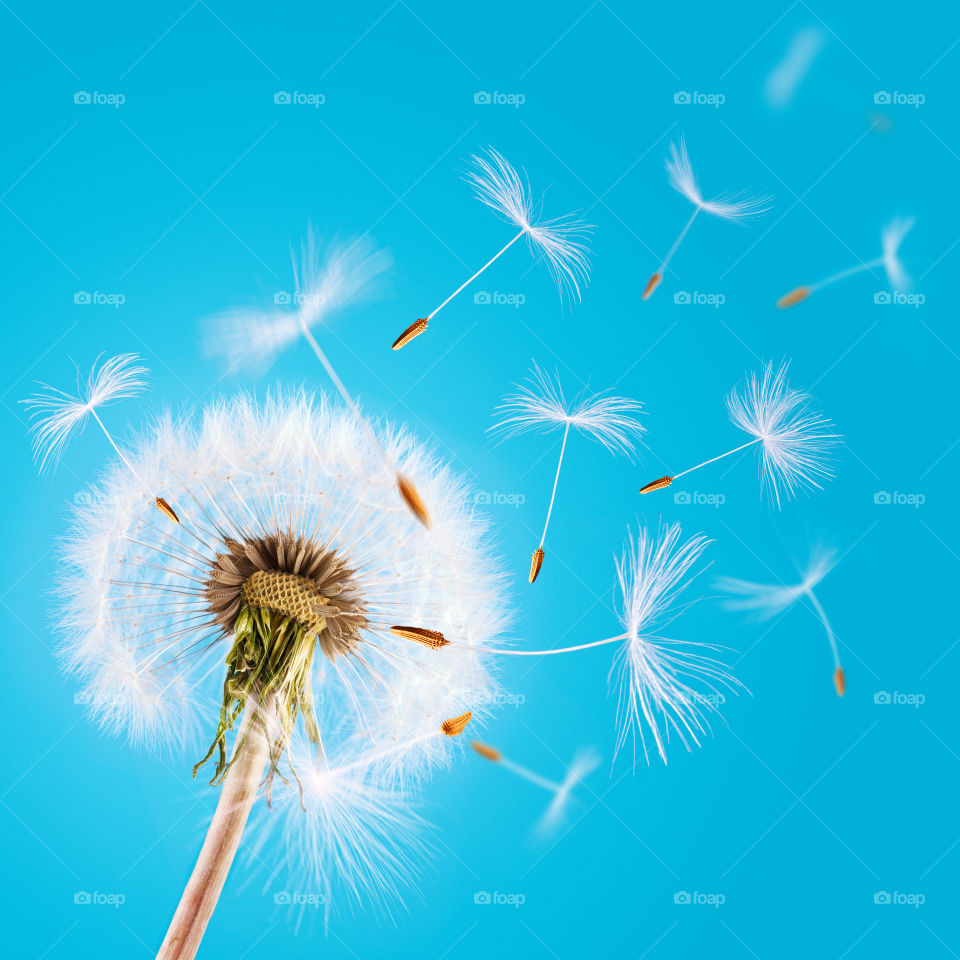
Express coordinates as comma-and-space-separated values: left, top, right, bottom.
1, 2, 957, 957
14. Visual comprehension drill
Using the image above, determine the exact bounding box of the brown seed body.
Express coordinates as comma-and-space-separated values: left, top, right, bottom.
392, 318, 429, 350
397, 474, 431, 528
777, 286, 811, 309
642, 272, 661, 300
390, 625, 449, 648
639, 475, 673, 494
529, 547, 545, 584
833, 667, 846, 697
471, 741, 502, 763
155, 496, 180, 523
441, 711, 472, 736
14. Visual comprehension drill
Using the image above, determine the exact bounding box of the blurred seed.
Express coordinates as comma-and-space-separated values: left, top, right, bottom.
471, 741, 502, 763
777, 286, 811, 309
529, 547, 545, 584
392, 318, 428, 350
396, 473, 431, 528
833, 667, 846, 697
441, 711, 472, 736
639, 475, 673, 494
642, 272, 661, 300
390, 625, 448, 648
155, 496, 180, 523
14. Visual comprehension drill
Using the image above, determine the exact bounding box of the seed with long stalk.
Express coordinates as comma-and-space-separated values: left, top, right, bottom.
643, 138, 770, 300
471, 740, 599, 834
397, 523, 740, 766
22, 353, 182, 525
778, 217, 914, 308
391, 147, 592, 350
490, 363, 645, 583
638, 361, 838, 508
717, 548, 844, 696
203, 231, 432, 527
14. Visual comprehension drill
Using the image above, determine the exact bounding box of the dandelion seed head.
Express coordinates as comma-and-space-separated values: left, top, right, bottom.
465, 147, 593, 302
667, 138, 771, 221
489, 362, 645, 457
22, 353, 148, 473
613, 523, 738, 766
881, 216, 914, 292
726, 361, 839, 508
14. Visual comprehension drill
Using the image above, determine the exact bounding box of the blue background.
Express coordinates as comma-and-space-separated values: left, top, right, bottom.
1, 1, 957, 957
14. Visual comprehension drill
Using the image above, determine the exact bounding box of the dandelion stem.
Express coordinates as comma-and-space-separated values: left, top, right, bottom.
156, 696, 273, 960
814, 256, 884, 291
659, 207, 700, 274
805, 587, 840, 669
89, 407, 151, 494
539, 422, 570, 547
500, 756, 563, 793
672, 437, 762, 481
458, 634, 627, 656
428, 228, 526, 320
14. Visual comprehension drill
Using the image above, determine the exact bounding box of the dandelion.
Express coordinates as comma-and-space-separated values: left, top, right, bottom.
717, 548, 843, 695
21, 353, 182, 525
777, 217, 914, 308
397, 522, 739, 765
490, 363, 645, 583
642, 138, 770, 300
391, 147, 592, 349
203, 232, 431, 527
471, 741, 600, 835
638, 361, 838, 507
51, 388, 510, 957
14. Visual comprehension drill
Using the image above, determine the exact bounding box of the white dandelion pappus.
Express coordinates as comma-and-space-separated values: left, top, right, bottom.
22, 353, 148, 474
643, 138, 771, 300
489, 362, 645, 582
639, 361, 838, 508
778, 216, 916, 308
718, 548, 843, 695
390, 147, 592, 349
58, 389, 510, 955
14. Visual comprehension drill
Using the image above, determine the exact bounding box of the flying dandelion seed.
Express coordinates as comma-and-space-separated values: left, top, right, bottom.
471, 741, 600, 835
765, 28, 825, 109
21, 353, 183, 525
48, 388, 510, 958
717, 548, 844, 696
203, 231, 431, 527
777, 217, 914, 308
642, 138, 770, 301
489, 363, 645, 583
391, 147, 592, 349
399, 523, 739, 765
638, 361, 839, 508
